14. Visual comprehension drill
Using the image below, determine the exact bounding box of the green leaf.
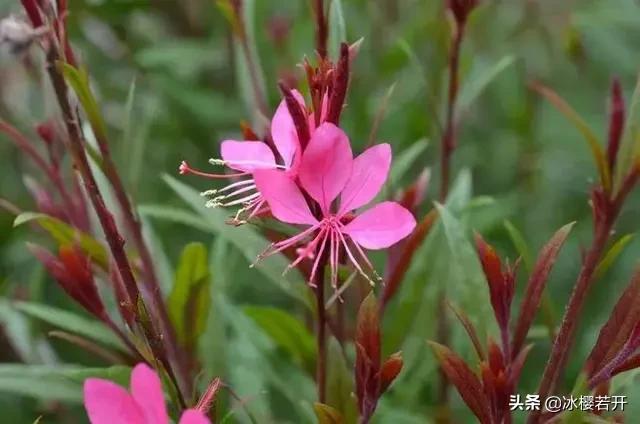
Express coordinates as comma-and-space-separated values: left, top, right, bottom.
168, 242, 211, 351
0, 300, 34, 362
59, 63, 108, 142
326, 337, 357, 424
388, 138, 429, 187
162, 174, 310, 308
503, 220, 534, 271
314, 402, 344, 424
595, 233, 635, 280
614, 73, 640, 191
13, 212, 108, 269
244, 306, 315, 371
0, 364, 130, 403
457, 55, 515, 113
532, 82, 610, 190
15, 302, 126, 352
328, 0, 346, 59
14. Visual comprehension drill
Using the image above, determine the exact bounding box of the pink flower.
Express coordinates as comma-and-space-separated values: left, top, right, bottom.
180, 90, 311, 224
83, 363, 210, 424
253, 123, 416, 287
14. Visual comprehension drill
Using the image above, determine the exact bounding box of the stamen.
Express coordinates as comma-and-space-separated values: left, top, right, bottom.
179, 160, 247, 179
283, 228, 327, 275
252, 223, 321, 266
336, 229, 376, 285
309, 229, 330, 287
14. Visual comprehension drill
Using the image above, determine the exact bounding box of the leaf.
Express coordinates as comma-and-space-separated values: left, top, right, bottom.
15, 301, 126, 352
446, 301, 484, 361
0, 364, 130, 403
586, 268, 640, 375
614, 73, 640, 191
328, 0, 346, 59
511, 222, 574, 356
503, 220, 533, 271
388, 138, 429, 187
0, 299, 34, 362
14, 212, 108, 269
326, 337, 357, 424
139, 205, 212, 233
314, 403, 344, 424
457, 55, 515, 113
379, 352, 403, 393
595, 233, 635, 280
531, 81, 610, 190
59, 63, 108, 142
168, 243, 211, 351
244, 306, 315, 370
428, 342, 491, 424
162, 174, 310, 308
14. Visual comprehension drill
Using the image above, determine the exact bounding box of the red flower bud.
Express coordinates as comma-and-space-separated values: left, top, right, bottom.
379, 352, 403, 394
29, 243, 105, 318
35, 121, 56, 145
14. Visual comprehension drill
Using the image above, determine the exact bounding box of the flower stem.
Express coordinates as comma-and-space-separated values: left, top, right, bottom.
528, 168, 639, 423
314, 256, 328, 403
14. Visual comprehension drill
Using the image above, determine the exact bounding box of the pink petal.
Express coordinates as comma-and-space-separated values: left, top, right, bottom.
131, 364, 169, 424
343, 201, 416, 249
339, 143, 391, 215
298, 123, 353, 212
84, 378, 145, 424
220, 141, 276, 172
271, 89, 305, 168
253, 169, 318, 225
179, 410, 211, 424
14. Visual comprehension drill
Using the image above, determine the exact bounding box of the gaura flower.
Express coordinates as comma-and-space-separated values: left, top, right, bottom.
83, 363, 209, 424
253, 123, 416, 287
179, 90, 313, 224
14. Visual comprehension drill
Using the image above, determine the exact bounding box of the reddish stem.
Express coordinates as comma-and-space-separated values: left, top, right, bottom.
439, 24, 464, 201
528, 168, 639, 423
312, 0, 328, 59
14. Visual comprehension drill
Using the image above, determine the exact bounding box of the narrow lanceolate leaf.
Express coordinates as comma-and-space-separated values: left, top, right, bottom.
428, 342, 491, 424
585, 267, 640, 376
59, 63, 108, 142
168, 242, 211, 352
326, 337, 357, 423
503, 220, 533, 271
327, 0, 346, 59
594, 233, 635, 280
446, 301, 485, 360
15, 302, 126, 352
244, 306, 315, 371
531, 82, 610, 191
14, 212, 108, 269
456, 55, 515, 114
511, 222, 574, 357
313, 403, 344, 424
614, 73, 640, 191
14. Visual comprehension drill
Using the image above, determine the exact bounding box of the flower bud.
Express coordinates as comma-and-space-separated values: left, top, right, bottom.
446, 0, 479, 26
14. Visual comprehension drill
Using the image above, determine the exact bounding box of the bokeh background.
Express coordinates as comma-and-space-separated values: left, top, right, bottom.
1, 0, 640, 422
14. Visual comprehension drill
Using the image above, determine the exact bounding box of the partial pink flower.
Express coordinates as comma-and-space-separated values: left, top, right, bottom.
253, 123, 416, 287
83, 363, 210, 424
180, 90, 314, 224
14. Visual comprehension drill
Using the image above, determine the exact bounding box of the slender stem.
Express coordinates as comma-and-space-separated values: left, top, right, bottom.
238, 32, 268, 118
439, 24, 464, 202
528, 169, 639, 423
315, 257, 328, 403
312, 0, 328, 59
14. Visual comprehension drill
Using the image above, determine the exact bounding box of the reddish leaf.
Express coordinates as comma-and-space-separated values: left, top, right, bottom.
586, 267, 640, 376
313, 403, 344, 424
355, 293, 381, 421
428, 341, 492, 424
379, 352, 403, 394
446, 301, 485, 360
511, 222, 574, 357
510, 344, 533, 386
613, 352, 640, 376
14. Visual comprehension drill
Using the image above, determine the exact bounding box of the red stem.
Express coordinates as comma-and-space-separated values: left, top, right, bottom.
439, 24, 464, 202
313, 0, 328, 59
528, 168, 639, 423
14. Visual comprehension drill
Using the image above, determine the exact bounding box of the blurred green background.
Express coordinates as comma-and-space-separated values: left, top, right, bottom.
1, 0, 640, 422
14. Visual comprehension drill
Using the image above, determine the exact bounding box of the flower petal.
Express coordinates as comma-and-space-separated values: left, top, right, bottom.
271, 89, 305, 168
131, 363, 169, 424
298, 123, 353, 212
254, 169, 318, 225
339, 143, 391, 214
84, 378, 145, 424
221, 141, 276, 172
343, 201, 416, 249
179, 410, 211, 424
